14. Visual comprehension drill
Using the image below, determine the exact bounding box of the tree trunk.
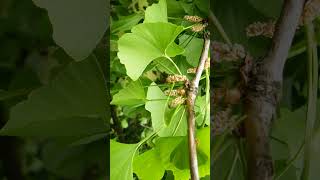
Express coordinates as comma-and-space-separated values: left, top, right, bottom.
244, 0, 306, 179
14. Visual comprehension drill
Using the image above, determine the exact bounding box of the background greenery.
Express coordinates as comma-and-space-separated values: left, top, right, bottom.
110, 0, 209, 179
0, 0, 108, 179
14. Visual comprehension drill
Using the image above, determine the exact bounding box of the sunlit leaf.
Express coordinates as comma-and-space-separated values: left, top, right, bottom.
110, 140, 139, 180
133, 149, 166, 180
118, 23, 184, 80
144, 0, 167, 23
145, 83, 187, 137
111, 80, 145, 106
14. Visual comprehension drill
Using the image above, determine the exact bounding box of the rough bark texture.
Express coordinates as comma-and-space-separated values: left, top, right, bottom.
244, 0, 306, 180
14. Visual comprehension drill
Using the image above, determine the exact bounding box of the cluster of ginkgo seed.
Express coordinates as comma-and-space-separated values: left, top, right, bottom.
246, 21, 275, 38
164, 88, 186, 97
246, 0, 320, 39
165, 75, 189, 108
300, 0, 320, 24
169, 96, 186, 108
184, 15, 207, 32
212, 42, 246, 62
212, 106, 233, 135
166, 75, 188, 83
184, 15, 203, 23
212, 86, 243, 135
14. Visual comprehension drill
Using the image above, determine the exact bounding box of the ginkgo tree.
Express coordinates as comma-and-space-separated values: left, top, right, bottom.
110, 0, 210, 179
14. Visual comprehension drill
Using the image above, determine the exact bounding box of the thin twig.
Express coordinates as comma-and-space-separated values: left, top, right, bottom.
264, 0, 306, 81
186, 33, 210, 180
208, 11, 232, 45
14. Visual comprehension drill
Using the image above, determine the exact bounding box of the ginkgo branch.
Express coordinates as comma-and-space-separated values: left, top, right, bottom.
244, 0, 306, 180
186, 32, 210, 180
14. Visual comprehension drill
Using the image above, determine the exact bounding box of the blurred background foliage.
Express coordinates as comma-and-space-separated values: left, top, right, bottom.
0, 0, 108, 179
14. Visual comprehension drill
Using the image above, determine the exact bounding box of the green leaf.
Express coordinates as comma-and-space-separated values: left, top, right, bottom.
170, 138, 208, 170
197, 127, 210, 156
194, 0, 209, 14
69, 133, 108, 146
1, 116, 107, 138
155, 56, 192, 75
213, 137, 245, 180
272, 100, 320, 178
155, 136, 189, 179
112, 13, 144, 33
32, 0, 108, 61
155, 127, 210, 179
167, 0, 187, 17
272, 107, 306, 173
111, 80, 145, 106
272, 107, 306, 158
271, 138, 290, 161
308, 128, 320, 179
110, 140, 139, 180
196, 127, 210, 177
155, 57, 179, 74
0, 56, 107, 138
248, 0, 283, 18
274, 160, 298, 180
179, 35, 204, 67
195, 96, 210, 126
117, 22, 185, 80
133, 148, 166, 180
42, 140, 107, 179
144, 0, 168, 23
0, 89, 32, 101
145, 83, 187, 137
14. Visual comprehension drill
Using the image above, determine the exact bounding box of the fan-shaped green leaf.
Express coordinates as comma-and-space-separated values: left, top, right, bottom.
32, 0, 108, 61
144, 0, 167, 23
145, 83, 187, 137
195, 96, 210, 126
179, 35, 204, 67
111, 80, 145, 106
155, 127, 210, 179
110, 140, 139, 180
112, 13, 144, 33
42, 140, 107, 179
118, 23, 185, 80
0, 56, 107, 138
133, 148, 166, 180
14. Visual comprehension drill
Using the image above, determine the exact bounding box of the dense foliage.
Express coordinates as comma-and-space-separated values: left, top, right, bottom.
0, 0, 319, 180
110, 0, 210, 179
